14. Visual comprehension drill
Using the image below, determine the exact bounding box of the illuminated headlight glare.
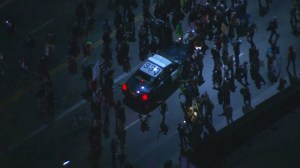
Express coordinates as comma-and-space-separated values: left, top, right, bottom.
141, 86, 145, 89
63, 160, 70, 166
136, 90, 140, 94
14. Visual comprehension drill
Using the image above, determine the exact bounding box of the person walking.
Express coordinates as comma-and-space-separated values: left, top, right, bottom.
232, 39, 241, 70
103, 109, 110, 139
267, 16, 279, 44
205, 99, 214, 124
4, 18, 17, 39
290, 5, 298, 32
177, 123, 188, 147
159, 100, 168, 119
175, 22, 184, 42
75, 3, 86, 27
240, 85, 252, 106
19, 55, 29, 79
88, 121, 102, 156
240, 61, 250, 86
286, 46, 296, 77
246, 21, 257, 45
219, 104, 233, 125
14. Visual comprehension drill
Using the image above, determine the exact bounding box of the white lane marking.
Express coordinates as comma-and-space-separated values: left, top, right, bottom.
114, 73, 129, 83
8, 124, 48, 151
125, 119, 140, 130
0, 0, 13, 9
114, 62, 144, 83
233, 52, 244, 62
30, 17, 55, 34
8, 61, 145, 151
23, 124, 48, 142
55, 99, 87, 121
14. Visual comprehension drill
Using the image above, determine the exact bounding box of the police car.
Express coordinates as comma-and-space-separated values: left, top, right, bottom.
121, 45, 187, 109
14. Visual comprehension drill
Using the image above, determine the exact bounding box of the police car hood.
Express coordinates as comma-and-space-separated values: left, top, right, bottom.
127, 76, 152, 95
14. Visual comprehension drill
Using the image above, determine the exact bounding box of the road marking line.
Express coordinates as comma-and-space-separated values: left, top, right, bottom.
23, 124, 48, 142
125, 119, 140, 130
0, 0, 13, 9
55, 99, 87, 121
114, 62, 144, 83
30, 17, 55, 34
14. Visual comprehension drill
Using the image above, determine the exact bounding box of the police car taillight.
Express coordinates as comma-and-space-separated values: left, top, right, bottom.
121, 83, 127, 92
141, 93, 148, 101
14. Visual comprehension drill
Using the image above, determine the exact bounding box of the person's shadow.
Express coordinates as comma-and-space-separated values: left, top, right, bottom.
157, 117, 169, 139
287, 69, 299, 85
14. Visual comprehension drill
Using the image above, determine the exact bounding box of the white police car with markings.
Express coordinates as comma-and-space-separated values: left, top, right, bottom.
121, 45, 188, 109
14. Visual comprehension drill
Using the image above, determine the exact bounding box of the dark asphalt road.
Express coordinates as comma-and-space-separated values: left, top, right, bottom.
0, 0, 299, 168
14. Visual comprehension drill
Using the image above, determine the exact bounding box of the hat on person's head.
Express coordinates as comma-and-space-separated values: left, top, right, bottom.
289, 46, 294, 51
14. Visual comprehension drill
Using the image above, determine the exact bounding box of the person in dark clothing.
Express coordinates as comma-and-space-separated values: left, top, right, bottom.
267, 17, 279, 44
127, 8, 135, 27
205, 99, 214, 124
103, 110, 110, 139
86, 0, 96, 17
75, 3, 86, 27
23, 34, 36, 56
290, 5, 298, 32
116, 24, 125, 44
286, 46, 296, 77
88, 121, 102, 156
101, 46, 113, 63
193, 49, 205, 82
219, 104, 233, 125
139, 114, 150, 132
232, 39, 242, 70
227, 55, 234, 77
114, 9, 123, 29
212, 64, 223, 89
177, 123, 188, 147
247, 21, 257, 45
4, 18, 17, 39
150, 37, 158, 55
159, 100, 168, 119
240, 85, 251, 106
102, 31, 111, 47
240, 61, 249, 86
171, 7, 185, 29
